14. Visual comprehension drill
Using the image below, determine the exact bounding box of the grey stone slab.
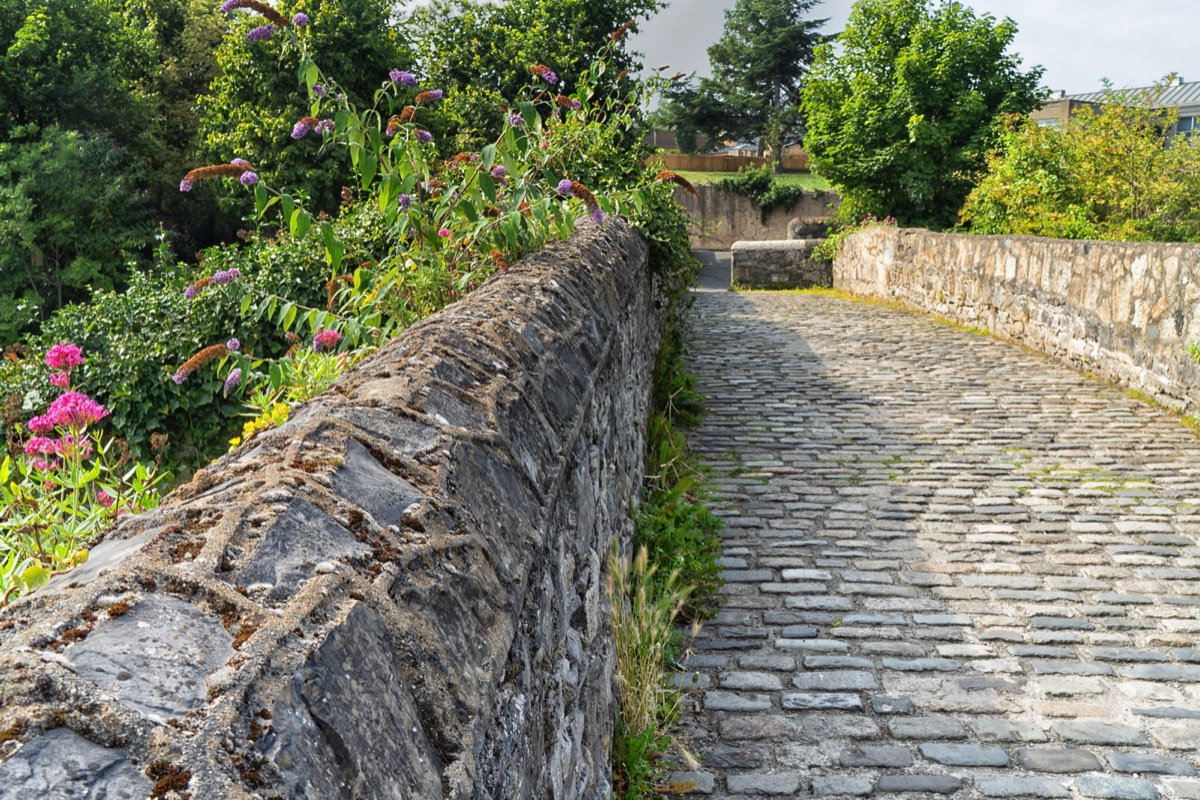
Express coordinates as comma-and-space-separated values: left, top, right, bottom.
262, 604, 444, 799
791, 670, 877, 691
1016, 747, 1104, 773
704, 691, 773, 712
1055, 720, 1150, 746
43, 527, 157, 594
1075, 775, 1162, 799
970, 719, 1050, 743
1122, 664, 1200, 682
0, 728, 152, 799
839, 745, 915, 767
725, 772, 803, 794
782, 692, 864, 710
237, 496, 371, 598
919, 743, 1010, 767
975, 776, 1072, 798
811, 776, 874, 796
889, 716, 968, 740
331, 437, 424, 527
68, 593, 232, 723
1108, 752, 1196, 775
667, 771, 715, 794
875, 774, 963, 794
871, 695, 916, 714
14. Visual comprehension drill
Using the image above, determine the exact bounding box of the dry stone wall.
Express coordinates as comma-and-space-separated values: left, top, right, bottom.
0, 220, 659, 800
836, 226, 1200, 412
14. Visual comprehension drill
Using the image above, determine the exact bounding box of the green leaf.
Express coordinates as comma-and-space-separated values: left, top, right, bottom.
481, 144, 497, 171
281, 194, 295, 222
360, 152, 378, 190
305, 62, 319, 91
21, 564, 50, 590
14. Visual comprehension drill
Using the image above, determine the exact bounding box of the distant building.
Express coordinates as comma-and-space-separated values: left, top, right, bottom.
1033, 76, 1200, 136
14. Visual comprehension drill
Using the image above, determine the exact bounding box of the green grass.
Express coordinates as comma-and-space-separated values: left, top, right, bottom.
674, 169, 832, 191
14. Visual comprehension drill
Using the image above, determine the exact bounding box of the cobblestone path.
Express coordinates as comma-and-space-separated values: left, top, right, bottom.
675, 292, 1200, 800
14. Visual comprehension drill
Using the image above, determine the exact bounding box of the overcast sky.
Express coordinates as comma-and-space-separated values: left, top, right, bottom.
629, 0, 1197, 95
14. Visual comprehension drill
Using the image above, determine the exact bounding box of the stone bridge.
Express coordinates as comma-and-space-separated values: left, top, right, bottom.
3, 222, 1200, 800
675, 229, 1200, 799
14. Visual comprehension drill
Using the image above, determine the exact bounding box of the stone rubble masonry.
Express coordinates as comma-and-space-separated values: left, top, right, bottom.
673, 184, 839, 250
731, 240, 832, 290
835, 226, 1200, 413
0, 220, 660, 800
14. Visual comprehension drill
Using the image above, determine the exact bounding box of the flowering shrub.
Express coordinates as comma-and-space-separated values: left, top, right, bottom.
1, 344, 164, 604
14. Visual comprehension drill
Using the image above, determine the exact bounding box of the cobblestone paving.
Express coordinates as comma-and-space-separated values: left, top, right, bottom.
675, 292, 1200, 800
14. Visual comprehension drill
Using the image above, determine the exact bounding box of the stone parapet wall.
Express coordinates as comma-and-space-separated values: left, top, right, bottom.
836, 226, 1200, 412
673, 185, 838, 250
0, 221, 659, 799
731, 239, 831, 289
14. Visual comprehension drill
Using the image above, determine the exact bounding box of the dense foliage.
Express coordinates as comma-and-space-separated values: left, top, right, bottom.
717, 163, 817, 220
659, 0, 828, 165
961, 85, 1200, 242
407, 0, 664, 146
802, 0, 1044, 228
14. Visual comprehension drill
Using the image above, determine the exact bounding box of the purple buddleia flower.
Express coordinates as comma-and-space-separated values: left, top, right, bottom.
429, 89, 443, 100
591, 207, 605, 223
172, 371, 187, 385
398, 194, 412, 210
508, 113, 525, 127
231, 158, 251, 168
246, 24, 276, 42
291, 12, 308, 25
291, 120, 312, 139
223, 368, 242, 397
180, 179, 193, 192
491, 165, 506, 178
315, 118, 334, 134
226, 338, 241, 352
390, 69, 416, 87
416, 129, 432, 143
239, 171, 258, 186
557, 178, 573, 196
218, 0, 238, 11
312, 83, 327, 97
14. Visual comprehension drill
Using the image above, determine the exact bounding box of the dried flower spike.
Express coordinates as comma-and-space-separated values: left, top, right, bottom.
655, 170, 699, 196
218, 0, 289, 26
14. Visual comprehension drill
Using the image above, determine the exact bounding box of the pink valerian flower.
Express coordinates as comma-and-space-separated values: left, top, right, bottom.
97, 490, 114, 508
57, 434, 94, 459
44, 391, 110, 428
45, 343, 84, 371
32, 458, 60, 472
49, 372, 70, 389
23, 436, 59, 456
313, 329, 342, 352
438, 228, 451, 237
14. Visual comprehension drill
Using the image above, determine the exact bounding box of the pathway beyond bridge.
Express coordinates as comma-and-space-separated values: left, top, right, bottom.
676, 290, 1200, 799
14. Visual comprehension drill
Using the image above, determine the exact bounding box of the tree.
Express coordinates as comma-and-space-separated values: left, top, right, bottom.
961, 81, 1200, 242
198, 0, 408, 215
697, 0, 828, 166
802, 0, 1044, 228
407, 0, 665, 145
0, 126, 152, 343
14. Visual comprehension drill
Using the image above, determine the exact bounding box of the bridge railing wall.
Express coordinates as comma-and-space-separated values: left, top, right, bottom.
0, 220, 658, 799
836, 226, 1200, 412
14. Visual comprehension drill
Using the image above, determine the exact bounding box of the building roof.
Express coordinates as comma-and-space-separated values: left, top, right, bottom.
1069, 78, 1200, 108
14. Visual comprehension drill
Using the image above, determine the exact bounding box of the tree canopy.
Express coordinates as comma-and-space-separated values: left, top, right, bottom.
406, 0, 664, 145
658, 0, 828, 165
801, 0, 1044, 228
961, 82, 1200, 243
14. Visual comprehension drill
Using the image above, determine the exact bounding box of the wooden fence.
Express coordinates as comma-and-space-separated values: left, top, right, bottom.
660, 153, 810, 173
